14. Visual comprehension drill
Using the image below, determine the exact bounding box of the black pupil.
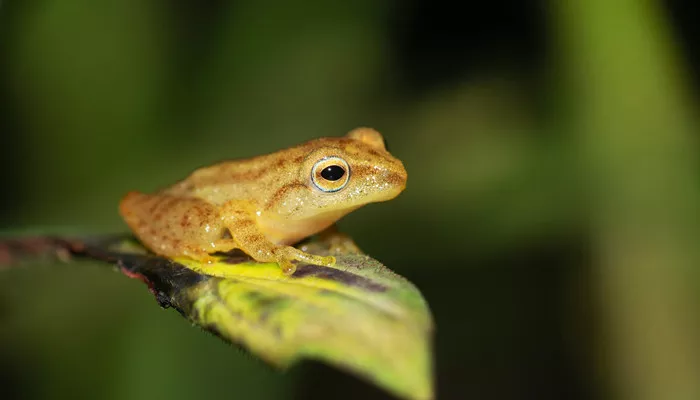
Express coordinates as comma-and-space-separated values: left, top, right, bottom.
321, 165, 345, 181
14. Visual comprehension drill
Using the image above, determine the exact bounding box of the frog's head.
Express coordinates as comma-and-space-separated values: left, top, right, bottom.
271, 127, 407, 220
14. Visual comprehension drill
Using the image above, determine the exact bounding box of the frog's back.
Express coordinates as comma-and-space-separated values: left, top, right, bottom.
161, 142, 315, 205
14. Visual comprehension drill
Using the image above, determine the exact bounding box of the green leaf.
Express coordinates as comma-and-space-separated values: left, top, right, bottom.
41, 235, 434, 400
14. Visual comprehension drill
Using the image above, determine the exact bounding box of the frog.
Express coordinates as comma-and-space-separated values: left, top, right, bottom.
118, 127, 407, 275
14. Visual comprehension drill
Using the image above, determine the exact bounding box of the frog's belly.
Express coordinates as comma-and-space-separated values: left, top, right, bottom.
257, 211, 348, 245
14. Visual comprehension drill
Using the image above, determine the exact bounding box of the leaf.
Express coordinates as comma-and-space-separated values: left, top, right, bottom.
1, 234, 434, 400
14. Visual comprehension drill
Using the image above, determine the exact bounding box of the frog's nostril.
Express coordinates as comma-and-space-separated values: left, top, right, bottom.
384, 168, 407, 187
393, 163, 407, 182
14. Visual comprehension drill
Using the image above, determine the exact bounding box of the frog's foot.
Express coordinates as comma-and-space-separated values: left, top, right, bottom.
269, 246, 336, 276
182, 250, 218, 264
318, 231, 362, 255
311, 224, 362, 255
275, 258, 297, 276
210, 239, 239, 255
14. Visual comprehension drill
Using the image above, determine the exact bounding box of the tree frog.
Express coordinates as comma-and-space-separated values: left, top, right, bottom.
119, 127, 407, 275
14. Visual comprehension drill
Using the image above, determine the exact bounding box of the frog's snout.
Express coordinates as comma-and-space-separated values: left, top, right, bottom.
389, 160, 407, 187
396, 162, 408, 186
380, 161, 407, 199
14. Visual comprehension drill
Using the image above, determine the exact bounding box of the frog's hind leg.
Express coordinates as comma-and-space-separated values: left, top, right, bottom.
119, 191, 238, 262
316, 224, 362, 255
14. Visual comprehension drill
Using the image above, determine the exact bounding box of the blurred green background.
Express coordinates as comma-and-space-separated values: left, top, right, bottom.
1, 1, 699, 399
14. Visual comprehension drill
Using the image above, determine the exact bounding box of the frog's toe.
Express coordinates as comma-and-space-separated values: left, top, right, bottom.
183, 250, 218, 264
320, 255, 336, 267
277, 259, 297, 276
294, 250, 335, 267
303, 254, 335, 267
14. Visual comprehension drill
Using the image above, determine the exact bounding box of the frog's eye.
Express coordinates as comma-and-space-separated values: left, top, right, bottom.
311, 157, 350, 192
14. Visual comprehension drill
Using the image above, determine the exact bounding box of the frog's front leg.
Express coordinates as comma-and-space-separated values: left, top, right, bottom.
220, 200, 336, 275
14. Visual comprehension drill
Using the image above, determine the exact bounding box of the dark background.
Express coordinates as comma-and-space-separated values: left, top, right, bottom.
2, 1, 700, 399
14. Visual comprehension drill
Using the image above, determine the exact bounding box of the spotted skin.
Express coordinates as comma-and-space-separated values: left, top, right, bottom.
119, 127, 407, 275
